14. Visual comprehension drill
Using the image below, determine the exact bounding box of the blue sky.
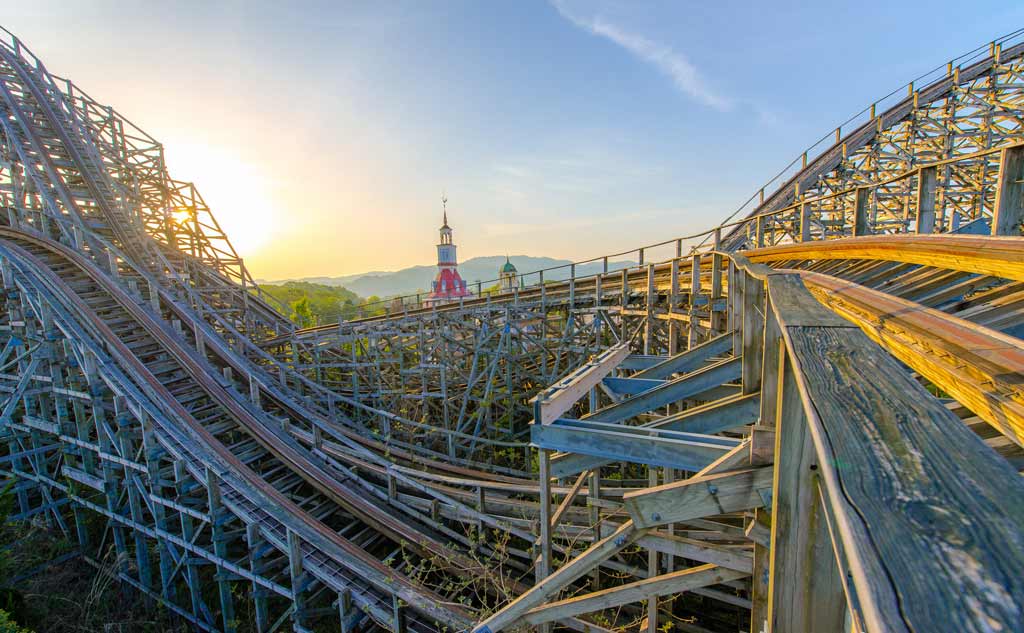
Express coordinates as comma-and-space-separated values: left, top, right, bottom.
6, 1, 1023, 278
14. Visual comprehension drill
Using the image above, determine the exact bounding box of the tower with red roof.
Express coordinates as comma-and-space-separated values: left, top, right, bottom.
424, 197, 471, 307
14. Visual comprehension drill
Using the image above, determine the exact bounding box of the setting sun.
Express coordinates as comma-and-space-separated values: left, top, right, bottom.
162, 142, 278, 257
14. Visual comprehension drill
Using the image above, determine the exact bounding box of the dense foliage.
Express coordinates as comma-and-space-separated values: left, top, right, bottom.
258, 281, 385, 327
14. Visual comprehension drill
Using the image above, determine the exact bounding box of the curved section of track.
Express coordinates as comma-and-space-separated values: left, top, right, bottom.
0, 228, 475, 631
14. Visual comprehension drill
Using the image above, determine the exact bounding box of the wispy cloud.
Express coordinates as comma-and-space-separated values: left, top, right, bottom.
551, 1, 732, 111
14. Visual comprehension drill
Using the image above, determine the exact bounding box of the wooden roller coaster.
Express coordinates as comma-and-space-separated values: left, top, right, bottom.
0, 23, 1021, 633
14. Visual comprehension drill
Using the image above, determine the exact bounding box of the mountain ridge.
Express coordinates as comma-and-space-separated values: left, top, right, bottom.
257, 255, 635, 298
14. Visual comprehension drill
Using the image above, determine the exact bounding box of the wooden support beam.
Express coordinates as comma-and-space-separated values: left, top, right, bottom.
765, 352, 846, 633
534, 418, 738, 472
993, 144, 1024, 236
916, 166, 937, 234
472, 522, 646, 633
634, 332, 732, 380
741, 273, 765, 395
644, 264, 656, 355
537, 448, 552, 585
532, 340, 632, 425
710, 253, 725, 333
669, 259, 681, 355
585, 356, 741, 424
624, 466, 774, 529
798, 199, 812, 242
638, 531, 753, 573
549, 393, 759, 477
853, 186, 870, 236
688, 253, 702, 348
522, 565, 748, 625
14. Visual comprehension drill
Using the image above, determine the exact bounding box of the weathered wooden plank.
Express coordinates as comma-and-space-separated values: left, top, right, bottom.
549, 396, 758, 475
746, 234, 1024, 282
624, 467, 774, 529
785, 324, 1024, 632
767, 273, 856, 329
916, 165, 937, 234
633, 332, 733, 380
584, 357, 741, 424
534, 419, 737, 472
765, 351, 846, 633
472, 521, 646, 633
801, 270, 1024, 446
532, 340, 633, 425
638, 531, 753, 573
993, 145, 1024, 236
522, 565, 748, 625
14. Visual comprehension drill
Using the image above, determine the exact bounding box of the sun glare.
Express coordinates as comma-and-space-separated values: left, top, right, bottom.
170, 207, 192, 226
162, 143, 278, 257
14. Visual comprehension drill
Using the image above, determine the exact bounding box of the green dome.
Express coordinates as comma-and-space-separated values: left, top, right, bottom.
501, 258, 517, 273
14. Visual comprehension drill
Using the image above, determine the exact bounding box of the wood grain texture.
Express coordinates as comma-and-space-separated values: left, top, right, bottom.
786, 325, 1024, 632
801, 269, 1024, 446
746, 234, 1024, 282
523, 564, 748, 624
767, 352, 846, 633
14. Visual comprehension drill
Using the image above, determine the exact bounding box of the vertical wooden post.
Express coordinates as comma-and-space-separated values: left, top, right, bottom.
741, 273, 765, 395
669, 259, 680, 355
539, 270, 546, 312
766, 352, 847, 633
569, 263, 576, 307
711, 253, 724, 334
759, 300, 782, 428
730, 263, 743, 357
338, 589, 354, 633
247, 524, 271, 632
687, 253, 701, 349
756, 215, 766, 248
392, 595, 407, 633
916, 166, 938, 234
537, 448, 553, 633
646, 467, 659, 633
644, 264, 656, 355
147, 279, 160, 315
853, 187, 871, 236
620, 268, 629, 342
208, 472, 237, 633
993, 145, 1024, 236
588, 471, 601, 590
799, 199, 812, 242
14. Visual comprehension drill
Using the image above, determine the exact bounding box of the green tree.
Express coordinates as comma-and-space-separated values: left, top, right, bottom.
289, 296, 315, 328
0, 481, 30, 632
0, 610, 30, 633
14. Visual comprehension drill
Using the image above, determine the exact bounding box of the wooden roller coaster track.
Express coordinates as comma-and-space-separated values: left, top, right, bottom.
0, 22, 1021, 633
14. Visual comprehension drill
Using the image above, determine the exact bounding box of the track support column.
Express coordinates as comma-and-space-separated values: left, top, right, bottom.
993, 144, 1024, 236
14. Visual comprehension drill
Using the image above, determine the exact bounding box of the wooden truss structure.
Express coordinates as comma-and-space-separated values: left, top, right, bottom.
0, 21, 1021, 633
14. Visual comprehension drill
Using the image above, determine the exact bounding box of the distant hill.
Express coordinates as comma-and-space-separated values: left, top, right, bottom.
258, 281, 375, 326
260, 255, 635, 299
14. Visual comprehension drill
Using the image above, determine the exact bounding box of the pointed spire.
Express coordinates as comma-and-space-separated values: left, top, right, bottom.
441, 194, 449, 228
